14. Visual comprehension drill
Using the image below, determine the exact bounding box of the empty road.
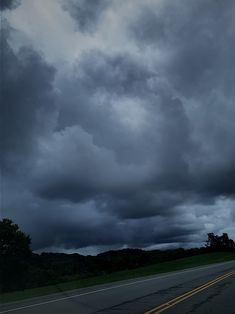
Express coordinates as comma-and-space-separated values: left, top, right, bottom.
1, 260, 235, 314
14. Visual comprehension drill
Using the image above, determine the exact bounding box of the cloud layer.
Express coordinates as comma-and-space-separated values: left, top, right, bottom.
0, 0, 20, 11
1, 0, 235, 252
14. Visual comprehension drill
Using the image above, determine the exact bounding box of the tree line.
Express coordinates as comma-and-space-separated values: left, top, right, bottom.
0, 218, 235, 293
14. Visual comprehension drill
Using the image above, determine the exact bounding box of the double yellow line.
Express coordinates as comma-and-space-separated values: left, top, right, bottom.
145, 269, 235, 314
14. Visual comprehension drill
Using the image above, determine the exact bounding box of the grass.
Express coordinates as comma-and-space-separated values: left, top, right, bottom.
1, 251, 235, 304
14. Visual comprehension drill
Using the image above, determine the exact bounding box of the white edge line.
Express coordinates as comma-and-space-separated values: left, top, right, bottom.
1, 260, 235, 313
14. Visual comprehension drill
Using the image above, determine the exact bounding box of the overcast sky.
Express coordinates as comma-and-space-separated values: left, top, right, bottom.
1, 0, 235, 254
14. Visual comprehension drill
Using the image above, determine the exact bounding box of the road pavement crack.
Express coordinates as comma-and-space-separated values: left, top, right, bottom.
93, 285, 183, 313
189, 281, 231, 313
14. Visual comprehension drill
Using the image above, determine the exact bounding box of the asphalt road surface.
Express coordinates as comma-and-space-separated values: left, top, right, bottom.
1, 260, 235, 314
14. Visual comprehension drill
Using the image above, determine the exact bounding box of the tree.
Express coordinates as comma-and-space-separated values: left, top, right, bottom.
206, 232, 235, 250
206, 233, 218, 249
0, 218, 32, 292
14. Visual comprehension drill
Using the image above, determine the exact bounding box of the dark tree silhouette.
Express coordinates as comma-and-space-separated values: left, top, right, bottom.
0, 218, 32, 292
206, 232, 235, 250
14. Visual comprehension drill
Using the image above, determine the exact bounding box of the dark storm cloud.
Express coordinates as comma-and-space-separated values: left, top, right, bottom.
41, 216, 199, 250
4, 178, 202, 251
34, 50, 193, 217
196, 166, 235, 197
0, 0, 20, 10
56, 51, 157, 141
74, 51, 155, 96
0, 26, 56, 174
62, 0, 110, 33
2, 0, 235, 252
130, 0, 235, 197
8, 196, 200, 251
104, 191, 190, 219
131, 0, 235, 97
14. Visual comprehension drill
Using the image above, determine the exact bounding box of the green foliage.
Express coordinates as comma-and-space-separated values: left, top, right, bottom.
0, 218, 31, 292
1, 251, 235, 303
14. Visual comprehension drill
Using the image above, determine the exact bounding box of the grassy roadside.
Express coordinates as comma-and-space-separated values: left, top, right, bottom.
1, 251, 235, 304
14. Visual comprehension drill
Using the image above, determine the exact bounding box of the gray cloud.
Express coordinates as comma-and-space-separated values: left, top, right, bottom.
2, 0, 235, 252
62, 0, 110, 33
0, 0, 20, 10
3, 183, 202, 251
33, 51, 193, 215
1, 26, 57, 175
131, 0, 235, 97
130, 0, 235, 196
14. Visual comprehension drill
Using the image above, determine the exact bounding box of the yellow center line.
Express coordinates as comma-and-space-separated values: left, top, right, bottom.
145, 270, 235, 314
156, 271, 235, 314
145, 269, 235, 314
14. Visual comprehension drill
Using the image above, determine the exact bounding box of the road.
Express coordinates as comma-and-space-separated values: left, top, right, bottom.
1, 260, 235, 314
